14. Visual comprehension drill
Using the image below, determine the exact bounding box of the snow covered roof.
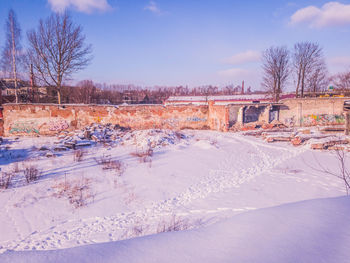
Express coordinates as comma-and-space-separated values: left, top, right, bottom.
165, 93, 296, 104
166, 94, 272, 102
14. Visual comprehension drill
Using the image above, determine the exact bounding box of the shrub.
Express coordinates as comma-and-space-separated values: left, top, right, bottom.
23, 164, 41, 184
52, 176, 95, 208
130, 148, 153, 163
95, 154, 125, 175
94, 154, 112, 165
0, 172, 12, 189
73, 149, 85, 162
157, 215, 190, 233
103, 160, 125, 175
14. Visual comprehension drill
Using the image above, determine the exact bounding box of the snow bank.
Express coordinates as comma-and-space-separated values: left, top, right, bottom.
1, 196, 349, 263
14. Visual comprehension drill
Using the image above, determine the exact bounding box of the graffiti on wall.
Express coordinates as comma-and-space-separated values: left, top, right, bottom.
284, 116, 296, 126
302, 114, 345, 126
9, 121, 39, 134
49, 119, 69, 131
186, 117, 207, 122
162, 118, 180, 129
94, 116, 102, 123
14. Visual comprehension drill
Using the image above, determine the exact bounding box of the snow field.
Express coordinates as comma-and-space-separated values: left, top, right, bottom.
0, 129, 347, 256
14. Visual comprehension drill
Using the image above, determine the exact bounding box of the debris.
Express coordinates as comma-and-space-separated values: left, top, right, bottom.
54, 146, 68, 152
39, 146, 49, 151
320, 127, 345, 133
45, 152, 55, 158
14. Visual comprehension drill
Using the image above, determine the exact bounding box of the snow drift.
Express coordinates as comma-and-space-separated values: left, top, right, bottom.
1, 196, 349, 263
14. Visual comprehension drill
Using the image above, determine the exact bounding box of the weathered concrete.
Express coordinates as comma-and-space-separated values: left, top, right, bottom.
280, 98, 349, 126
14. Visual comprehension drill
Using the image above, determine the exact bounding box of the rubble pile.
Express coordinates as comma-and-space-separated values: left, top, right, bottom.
38, 124, 188, 155
242, 126, 350, 151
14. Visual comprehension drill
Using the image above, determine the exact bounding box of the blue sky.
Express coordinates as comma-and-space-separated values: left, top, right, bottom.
1, 0, 350, 90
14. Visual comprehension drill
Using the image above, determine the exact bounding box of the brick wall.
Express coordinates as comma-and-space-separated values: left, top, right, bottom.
2, 104, 210, 136
2, 97, 349, 136
208, 102, 229, 131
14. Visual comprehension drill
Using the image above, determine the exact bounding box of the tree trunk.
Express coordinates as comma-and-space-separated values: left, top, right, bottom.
301, 68, 306, 98
57, 89, 61, 104
296, 66, 301, 98
10, 17, 18, 104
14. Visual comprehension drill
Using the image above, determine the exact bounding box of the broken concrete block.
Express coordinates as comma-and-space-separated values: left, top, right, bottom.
76, 142, 91, 147
64, 141, 76, 149
301, 129, 311, 134
45, 152, 55, 158
91, 135, 98, 141
311, 143, 325, 150
54, 146, 68, 152
39, 146, 49, 151
84, 130, 91, 139
327, 146, 345, 151
291, 137, 303, 146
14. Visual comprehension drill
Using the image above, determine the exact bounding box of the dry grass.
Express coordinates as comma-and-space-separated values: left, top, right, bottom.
130, 148, 153, 163
157, 215, 190, 233
95, 154, 125, 175
73, 149, 85, 162
0, 172, 12, 189
23, 164, 41, 184
103, 160, 124, 173
52, 175, 95, 208
121, 215, 204, 241
94, 154, 112, 165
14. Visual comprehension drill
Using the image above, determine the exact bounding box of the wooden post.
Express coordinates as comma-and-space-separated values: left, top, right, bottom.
297, 102, 303, 127
345, 111, 350, 135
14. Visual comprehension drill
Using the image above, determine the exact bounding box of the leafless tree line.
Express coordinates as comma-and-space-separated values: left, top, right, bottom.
261, 41, 344, 101
55, 81, 253, 104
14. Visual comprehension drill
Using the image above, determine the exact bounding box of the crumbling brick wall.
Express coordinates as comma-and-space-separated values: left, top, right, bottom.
208, 101, 229, 132
2, 104, 210, 136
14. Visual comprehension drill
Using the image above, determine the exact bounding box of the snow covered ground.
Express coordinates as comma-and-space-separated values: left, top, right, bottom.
0, 129, 348, 262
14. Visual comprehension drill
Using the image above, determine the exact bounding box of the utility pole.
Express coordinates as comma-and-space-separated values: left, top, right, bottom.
10, 15, 18, 103
30, 64, 35, 102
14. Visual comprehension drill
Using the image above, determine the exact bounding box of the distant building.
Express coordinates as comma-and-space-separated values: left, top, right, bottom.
164, 93, 295, 106
0, 78, 30, 96
0, 78, 48, 102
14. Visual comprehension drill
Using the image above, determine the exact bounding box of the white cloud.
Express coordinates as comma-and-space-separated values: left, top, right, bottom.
218, 68, 250, 78
328, 56, 350, 67
327, 56, 350, 73
223, 50, 261, 65
144, 1, 161, 14
217, 68, 261, 89
48, 0, 111, 13
290, 2, 350, 28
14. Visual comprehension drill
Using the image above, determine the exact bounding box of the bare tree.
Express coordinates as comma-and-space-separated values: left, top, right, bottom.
27, 12, 92, 104
293, 42, 325, 97
330, 71, 350, 92
310, 149, 350, 195
306, 59, 328, 95
1, 9, 23, 103
261, 46, 290, 102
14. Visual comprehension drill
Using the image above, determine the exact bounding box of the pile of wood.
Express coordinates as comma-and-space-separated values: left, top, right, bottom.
242, 126, 350, 151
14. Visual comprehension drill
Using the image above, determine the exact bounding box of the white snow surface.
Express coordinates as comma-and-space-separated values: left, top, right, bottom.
0, 129, 348, 262
1, 196, 349, 263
